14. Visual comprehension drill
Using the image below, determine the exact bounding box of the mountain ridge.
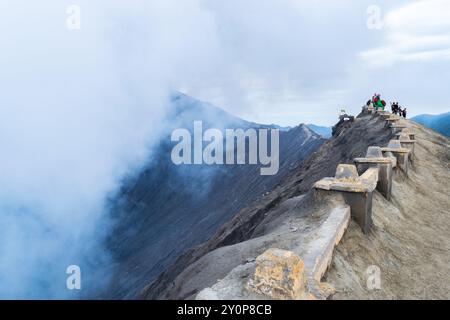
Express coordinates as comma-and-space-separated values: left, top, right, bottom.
141, 109, 450, 300
141, 109, 394, 299
411, 112, 450, 137
306, 124, 332, 138
100, 94, 325, 299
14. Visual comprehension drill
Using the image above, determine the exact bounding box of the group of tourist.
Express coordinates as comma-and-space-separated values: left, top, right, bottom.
391, 102, 407, 118
366, 94, 407, 118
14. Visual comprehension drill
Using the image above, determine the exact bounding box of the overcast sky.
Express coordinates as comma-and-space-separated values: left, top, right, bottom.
0, 0, 449, 298
182, 0, 450, 126
2, 1, 448, 126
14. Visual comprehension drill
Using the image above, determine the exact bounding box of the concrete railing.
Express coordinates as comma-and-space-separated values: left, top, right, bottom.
246, 206, 350, 299
354, 146, 394, 200
244, 109, 417, 300
196, 206, 351, 301
314, 164, 377, 234
381, 140, 411, 173
197, 108, 417, 301
397, 132, 416, 159
395, 128, 416, 141
249, 108, 417, 300
314, 109, 414, 235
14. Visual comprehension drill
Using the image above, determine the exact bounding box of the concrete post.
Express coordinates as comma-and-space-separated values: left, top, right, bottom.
314, 164, 378, 234
354, 147, 394, 200
390, 125, 407, 134
381, 140, 410, 174
398, 133, 416, 160
342, 191, 373, 234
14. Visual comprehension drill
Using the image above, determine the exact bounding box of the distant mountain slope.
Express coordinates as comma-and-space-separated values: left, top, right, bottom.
101, 93, 325, 299
307, 124, 332, 138
412, 112, 450, 137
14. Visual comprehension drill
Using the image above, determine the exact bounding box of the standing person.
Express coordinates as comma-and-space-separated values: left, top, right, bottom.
373, 94, 383, 111
402, 108, 407, 118
391, 102, 398, 115
372, 94, 378, 110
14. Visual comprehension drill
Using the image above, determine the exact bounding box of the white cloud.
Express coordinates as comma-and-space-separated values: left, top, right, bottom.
361, 0, 450, 66
182, 0, 380, 125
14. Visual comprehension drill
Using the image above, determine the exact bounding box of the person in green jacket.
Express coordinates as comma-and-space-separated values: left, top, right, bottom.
376, 99, 385, 110
372, 94, 385, 111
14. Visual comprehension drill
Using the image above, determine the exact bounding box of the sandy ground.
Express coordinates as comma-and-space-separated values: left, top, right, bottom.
326, 120, 450, 299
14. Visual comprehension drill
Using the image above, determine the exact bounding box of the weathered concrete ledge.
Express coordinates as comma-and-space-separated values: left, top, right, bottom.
397, 132, 416, 158
381, 140, 410, 174
380, 113, 393, 119
389, 124, 407, 134
382, 151, 397, 168
314, 164, 378, 193
314, 164, 377, 233
354, 146, 394, 200
385, 115, 400, 120
385, 116, 400, 126
196, 206, 351, 301
395, 131, 416, 141
303, 206, 351, 283
247, 248, 308, 300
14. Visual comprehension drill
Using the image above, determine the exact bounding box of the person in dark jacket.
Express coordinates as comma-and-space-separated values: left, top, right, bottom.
391, 102, 399, 115
402, 108, 407, 118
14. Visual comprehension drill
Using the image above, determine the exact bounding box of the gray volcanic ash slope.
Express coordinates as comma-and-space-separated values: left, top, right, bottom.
102, 94, 325, 299
142, 110, 450, 300
142, 110, 395, 299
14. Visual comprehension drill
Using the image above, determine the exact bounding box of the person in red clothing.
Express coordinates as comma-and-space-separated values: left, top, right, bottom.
372, 93, 385, 111
372, 93, 380, 104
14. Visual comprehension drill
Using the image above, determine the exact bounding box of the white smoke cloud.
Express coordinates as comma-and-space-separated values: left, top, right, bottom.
0, 0, 219, 298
